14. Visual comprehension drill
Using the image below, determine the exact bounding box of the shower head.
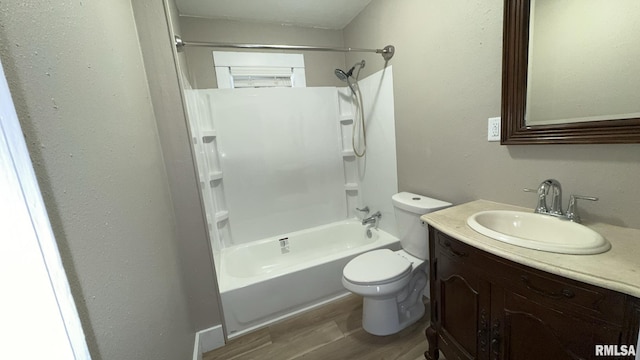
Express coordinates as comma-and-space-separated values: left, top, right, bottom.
335, 60, 366, 95
334, 60, 366, 82
335, 68, 350, 82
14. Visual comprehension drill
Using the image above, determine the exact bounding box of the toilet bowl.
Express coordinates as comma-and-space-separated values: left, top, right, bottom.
342, 192, 451, 336
342, 248, 427, 336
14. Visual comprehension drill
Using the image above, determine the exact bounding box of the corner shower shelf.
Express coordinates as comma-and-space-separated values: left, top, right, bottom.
209, 171, 223, 181
201, 130, 217, 140
342, 150, 355, 158
215, 210, 229, 223
339, 115, 353, 123
344, 183, 359, 191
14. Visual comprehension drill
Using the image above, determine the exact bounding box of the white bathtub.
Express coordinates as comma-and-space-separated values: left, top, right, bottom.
217, 219, 400, 338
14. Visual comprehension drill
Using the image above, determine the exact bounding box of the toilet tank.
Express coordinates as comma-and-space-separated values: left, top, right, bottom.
392, 192, 452, 259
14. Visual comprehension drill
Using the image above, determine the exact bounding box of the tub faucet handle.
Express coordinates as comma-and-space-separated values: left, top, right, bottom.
356, 206, 370, 214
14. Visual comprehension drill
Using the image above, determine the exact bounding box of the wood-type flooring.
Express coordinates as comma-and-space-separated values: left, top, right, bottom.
203, 294, 430, 360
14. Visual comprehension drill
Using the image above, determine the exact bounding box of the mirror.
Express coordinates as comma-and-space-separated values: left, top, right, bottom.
501, 0, 640, 144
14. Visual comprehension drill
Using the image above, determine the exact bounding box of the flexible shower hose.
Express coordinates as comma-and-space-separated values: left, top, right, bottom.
352, 75, 366, 157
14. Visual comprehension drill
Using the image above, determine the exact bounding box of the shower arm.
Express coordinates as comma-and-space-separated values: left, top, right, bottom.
174, 35, 395, 61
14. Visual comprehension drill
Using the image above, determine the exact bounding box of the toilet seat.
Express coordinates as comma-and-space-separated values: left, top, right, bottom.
343, 249, 412, 285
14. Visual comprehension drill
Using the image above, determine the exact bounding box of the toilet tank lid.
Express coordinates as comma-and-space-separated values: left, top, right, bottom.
392, 192, 452, 214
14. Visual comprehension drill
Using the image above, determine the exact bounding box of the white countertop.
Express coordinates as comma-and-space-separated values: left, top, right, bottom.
421, 200, 640, 298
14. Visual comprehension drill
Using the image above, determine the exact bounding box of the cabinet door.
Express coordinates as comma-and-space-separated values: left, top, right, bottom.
435, 250, 491, 360
622, 296, 640, 352
491, 287, 622, 360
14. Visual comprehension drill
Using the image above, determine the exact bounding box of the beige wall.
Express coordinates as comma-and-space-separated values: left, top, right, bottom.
178, 16, 347, 88
0, 1, 194, 359
345, 0, 640, 229
132, 0, 224, 333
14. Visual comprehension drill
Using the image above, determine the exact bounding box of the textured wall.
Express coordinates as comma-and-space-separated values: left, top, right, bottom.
132, 0, 224, 333
344, 0, 640, 229
178, 16, 347, 89
0, 1, 194, 359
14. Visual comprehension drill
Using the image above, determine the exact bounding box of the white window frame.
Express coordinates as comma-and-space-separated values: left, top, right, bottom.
213, 51, 306, 89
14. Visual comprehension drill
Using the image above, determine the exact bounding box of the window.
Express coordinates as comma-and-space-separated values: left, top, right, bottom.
213, 51, 306, 89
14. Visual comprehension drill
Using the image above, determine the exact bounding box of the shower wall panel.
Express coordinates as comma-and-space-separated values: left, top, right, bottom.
208, 88, 346, 245
356, 67, 399, 237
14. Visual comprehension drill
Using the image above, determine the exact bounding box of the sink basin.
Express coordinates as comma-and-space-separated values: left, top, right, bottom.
467, 210, 610, 255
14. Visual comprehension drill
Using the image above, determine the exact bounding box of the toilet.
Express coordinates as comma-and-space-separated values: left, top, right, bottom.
342, 192, 451, 336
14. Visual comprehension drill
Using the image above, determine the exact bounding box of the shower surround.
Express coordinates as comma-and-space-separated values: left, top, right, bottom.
184, 67, 398, 336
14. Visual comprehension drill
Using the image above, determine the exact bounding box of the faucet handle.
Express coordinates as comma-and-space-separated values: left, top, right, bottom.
356, 206, 370, 214
370, 211, 382, 229
523, 188, 548, 213
566, 195, 598, 223
571, 195, 598, 202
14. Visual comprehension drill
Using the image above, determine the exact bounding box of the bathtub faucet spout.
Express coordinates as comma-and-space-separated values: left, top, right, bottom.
361, 211, 382, 228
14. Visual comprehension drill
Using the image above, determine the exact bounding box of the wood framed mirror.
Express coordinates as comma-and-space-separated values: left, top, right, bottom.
501, 0, 640, 144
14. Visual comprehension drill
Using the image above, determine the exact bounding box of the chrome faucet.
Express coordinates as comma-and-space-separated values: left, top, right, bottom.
361, 211, 381, 227
524, 179, 562, 215
545, 179, 563, 216
524, 179, 597, 223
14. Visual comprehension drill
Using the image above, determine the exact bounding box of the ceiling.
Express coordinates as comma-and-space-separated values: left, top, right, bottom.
174, 0, 373, 30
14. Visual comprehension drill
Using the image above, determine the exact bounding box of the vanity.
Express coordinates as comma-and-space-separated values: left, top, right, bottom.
421, 200, 640, 360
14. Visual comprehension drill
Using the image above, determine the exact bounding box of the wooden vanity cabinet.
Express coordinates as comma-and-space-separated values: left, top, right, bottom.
425, 227, 640, 360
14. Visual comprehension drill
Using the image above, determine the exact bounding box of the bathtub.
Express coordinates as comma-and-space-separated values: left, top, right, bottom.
217, 219, 400, 338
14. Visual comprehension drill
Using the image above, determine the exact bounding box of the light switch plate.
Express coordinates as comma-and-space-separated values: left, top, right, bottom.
488, 117, 501, 142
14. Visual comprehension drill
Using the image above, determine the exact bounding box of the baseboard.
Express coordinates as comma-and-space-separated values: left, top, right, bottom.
192, 334, 202, 360
192, 324, 225, 360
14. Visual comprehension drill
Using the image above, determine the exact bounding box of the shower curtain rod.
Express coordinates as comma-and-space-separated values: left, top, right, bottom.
174, 35, 395, 61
